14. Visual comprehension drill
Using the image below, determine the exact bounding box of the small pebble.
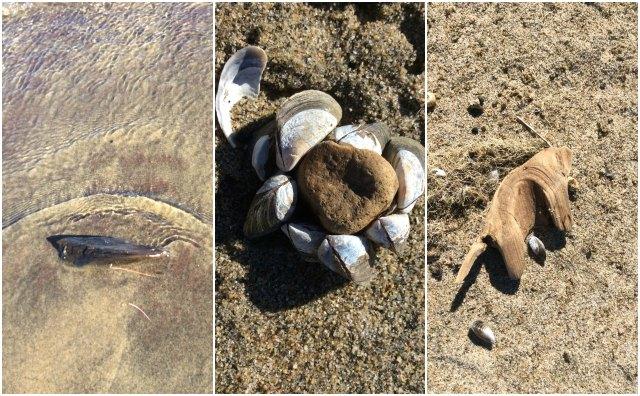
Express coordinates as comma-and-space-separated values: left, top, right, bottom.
600, 167, 614, 181
427, 91, 436, 110
568, 176, 578, 200
489, 169, 500, 182
433, 168, 446, 177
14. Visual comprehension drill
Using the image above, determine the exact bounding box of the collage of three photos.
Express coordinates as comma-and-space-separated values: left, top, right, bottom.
1, 1, 637, 394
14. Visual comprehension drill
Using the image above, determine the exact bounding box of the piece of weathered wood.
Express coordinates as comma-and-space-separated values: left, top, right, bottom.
456, 146, 573, 282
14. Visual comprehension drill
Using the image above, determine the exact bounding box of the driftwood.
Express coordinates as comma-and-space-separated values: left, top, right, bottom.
455, 146, 573, 282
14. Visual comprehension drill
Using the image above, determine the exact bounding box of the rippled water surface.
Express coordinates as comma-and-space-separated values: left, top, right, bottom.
2, 3, 212, 392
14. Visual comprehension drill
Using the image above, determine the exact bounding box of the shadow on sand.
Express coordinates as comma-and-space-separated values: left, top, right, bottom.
450, 228, 567, 312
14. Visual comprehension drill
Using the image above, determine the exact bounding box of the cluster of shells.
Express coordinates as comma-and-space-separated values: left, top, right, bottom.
216, 46, 425, 284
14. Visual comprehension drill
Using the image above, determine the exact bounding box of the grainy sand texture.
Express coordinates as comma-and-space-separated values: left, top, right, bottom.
427, 2, 637, 393
215, 3, 425, 393
3, 3, 213, 392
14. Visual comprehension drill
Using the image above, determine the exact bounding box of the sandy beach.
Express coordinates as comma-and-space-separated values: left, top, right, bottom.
427, 2, 637, 392
215, 3, 425, 393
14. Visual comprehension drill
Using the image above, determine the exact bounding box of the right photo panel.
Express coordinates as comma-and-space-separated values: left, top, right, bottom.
427, 2, 637, 393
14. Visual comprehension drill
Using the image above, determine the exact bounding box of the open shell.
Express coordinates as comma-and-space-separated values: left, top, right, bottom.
281, 222, 326, 262
243, 174, 297, 239
276, 90, 342, 171
365, 213, 410, 252
216, 46, 267, 147
317, 235, 376, 283
328, 122, 390, 154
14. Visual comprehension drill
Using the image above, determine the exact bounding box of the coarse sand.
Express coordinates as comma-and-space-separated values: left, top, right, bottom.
215, 3, 425, 393
427, 2, 637, 393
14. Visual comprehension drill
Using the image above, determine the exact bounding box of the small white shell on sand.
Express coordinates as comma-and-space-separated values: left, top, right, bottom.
433, 168, 447, 177
526, 233, 546, 258
427, 92, 436, 109
470, 320, 496, 347
215, 46, 267, 148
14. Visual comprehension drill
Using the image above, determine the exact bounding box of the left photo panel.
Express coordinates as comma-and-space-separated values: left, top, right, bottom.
2, 3, 213, 393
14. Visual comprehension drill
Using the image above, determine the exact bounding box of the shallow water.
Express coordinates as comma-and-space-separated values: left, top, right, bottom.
2, 3, 213, 392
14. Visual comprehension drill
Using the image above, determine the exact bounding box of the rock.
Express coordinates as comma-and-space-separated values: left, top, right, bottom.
427, 92, 436, 110
297, 141, 398, 234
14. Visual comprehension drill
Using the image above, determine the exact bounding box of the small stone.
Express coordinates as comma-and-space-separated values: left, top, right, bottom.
600, 167, 614, 181
433, 168, 446, 177
427, 92, 436, 110
297, 141, 398, 234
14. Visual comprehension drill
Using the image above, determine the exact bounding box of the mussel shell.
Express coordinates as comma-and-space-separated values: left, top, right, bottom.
317, 235, 376, 284
328, 122, 390, 154
216, 46, 267, 148
365, 213, 410, 252
526, 233, 546, 260
383, 136, 425, 170
470, 320, 496, 347
249, 119, 278, 181
281, 222, 326, 262
243, 174, 297, 239
276, 90, 342, 171
388, 149, 425, 213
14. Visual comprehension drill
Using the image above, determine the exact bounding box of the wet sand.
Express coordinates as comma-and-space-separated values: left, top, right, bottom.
215, 3, 425, 393
427, 3, 637, 392
2, 3, 213, 392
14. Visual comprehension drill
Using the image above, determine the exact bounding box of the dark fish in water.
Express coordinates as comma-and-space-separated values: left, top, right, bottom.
47, 235, 168, 266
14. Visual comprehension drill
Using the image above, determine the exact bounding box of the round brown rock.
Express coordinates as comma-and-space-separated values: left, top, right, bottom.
297, 141, 398, 234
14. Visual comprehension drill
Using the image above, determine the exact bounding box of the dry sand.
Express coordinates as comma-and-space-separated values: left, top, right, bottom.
215, 3, 425, 393
427, 2, 637, 393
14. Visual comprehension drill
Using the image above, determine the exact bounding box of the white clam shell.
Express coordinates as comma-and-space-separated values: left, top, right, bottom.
243, 174, 296, 239
281, 222, 326, 262
526, 233, 546, 258
252, 134, 272, 181
215, 46, 267, 147
329, 122, 390, 154
317, 235, 375, 283
392, 150, 425, 213
470, 320, 496, 347
365, 213, 410, 252
276, 90, 342, 171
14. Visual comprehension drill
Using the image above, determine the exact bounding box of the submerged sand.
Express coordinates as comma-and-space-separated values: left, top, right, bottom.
215, 3, 425, 393
427, 2, 637, 393
2, 3, 213, 392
